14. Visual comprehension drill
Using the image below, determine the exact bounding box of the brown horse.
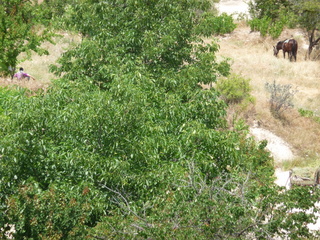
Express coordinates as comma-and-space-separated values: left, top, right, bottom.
273, 39, 298, 62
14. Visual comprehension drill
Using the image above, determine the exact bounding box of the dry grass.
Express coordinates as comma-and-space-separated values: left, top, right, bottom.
215, 25, 320, 169
0, 31, 81, 92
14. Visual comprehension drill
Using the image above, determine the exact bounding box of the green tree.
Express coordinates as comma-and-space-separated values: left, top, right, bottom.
1, 80, 319, 239
292, 0, 320, 59
1, 0, 319, 239
37, 0, 77, 27
50, 0, 230, 86
248, 0, 294, 38
0, 0, 53, 77
249, 0, 292, 19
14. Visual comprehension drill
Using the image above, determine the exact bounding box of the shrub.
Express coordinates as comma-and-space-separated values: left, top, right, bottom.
269, 20, 285, 39
265, 80, 298, 119
195, 13, 237, 37
248, 16, 284, 38
248, 16, 271, 37
216, 74, 254, 104
298, 108, 314, 118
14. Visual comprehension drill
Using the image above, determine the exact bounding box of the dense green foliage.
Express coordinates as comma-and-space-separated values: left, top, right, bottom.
194, 13, 237, 37
2, 76, 318, 239
50, 0, 231, 87
248, 0, 292, 20
248, 15, 288, 38
36, 0, 77, 27
0, 0, 320, 239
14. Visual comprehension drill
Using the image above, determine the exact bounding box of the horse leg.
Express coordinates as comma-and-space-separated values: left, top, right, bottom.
293, 51, 297, 61
289, 52, 292, 61
290, 51, 295, 62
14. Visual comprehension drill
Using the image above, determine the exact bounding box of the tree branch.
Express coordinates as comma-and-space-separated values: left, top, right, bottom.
100, 184, 153, 227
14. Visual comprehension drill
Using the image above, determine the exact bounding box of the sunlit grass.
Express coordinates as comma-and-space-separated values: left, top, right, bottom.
0, 31, 81, 91
282, 155, 320, 178
216, 25, 320, 170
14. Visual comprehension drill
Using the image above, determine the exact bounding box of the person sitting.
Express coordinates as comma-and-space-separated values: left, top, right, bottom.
14, 67, 35, 80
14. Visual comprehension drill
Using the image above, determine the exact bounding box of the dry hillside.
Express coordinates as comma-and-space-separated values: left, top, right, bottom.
214, 25, 320, 172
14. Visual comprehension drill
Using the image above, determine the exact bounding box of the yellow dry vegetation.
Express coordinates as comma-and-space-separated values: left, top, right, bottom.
0, 31, 81, 92
214, 25, 320, 172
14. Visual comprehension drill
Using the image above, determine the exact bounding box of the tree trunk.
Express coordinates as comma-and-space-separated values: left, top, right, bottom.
306, 29, 320, 60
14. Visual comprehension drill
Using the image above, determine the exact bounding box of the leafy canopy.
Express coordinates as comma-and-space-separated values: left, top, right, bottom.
1, 0, 319, 239
51, 0, 230, 87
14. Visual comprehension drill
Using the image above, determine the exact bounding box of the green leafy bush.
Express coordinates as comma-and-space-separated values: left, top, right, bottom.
248, 16, 285, 38
248, 16, 271, 37
195, 13, 237, 37
216, 74, 255, 104
299, 108, 314, 118
6, 181, 100, 239
268, 20, 285, 39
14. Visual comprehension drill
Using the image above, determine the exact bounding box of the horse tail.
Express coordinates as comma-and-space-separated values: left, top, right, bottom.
292, 39, 298, 61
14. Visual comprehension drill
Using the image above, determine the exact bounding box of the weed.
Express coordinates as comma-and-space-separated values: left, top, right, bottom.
265, 80, 298, 119
298, 108, 320, 123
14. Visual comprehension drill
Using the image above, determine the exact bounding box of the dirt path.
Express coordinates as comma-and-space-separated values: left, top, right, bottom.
249, 127, 296, 189
250, 127, 294, 162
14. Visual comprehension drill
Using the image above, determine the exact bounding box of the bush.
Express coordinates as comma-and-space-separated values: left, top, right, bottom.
195, 13, 237, 37
6, 181, 99, 239
216, 74, 254, 104
265, 80, 298, 118
248, 16, 284, 38
269, 21, 285, 39
248, 16, 271, 37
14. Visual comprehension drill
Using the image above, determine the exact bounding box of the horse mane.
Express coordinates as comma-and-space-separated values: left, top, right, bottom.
276, 41, 284, 50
